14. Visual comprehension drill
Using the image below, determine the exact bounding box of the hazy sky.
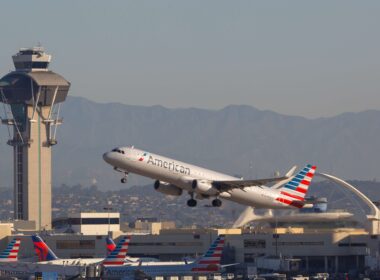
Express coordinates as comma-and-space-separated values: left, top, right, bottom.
0, 1, 379, 117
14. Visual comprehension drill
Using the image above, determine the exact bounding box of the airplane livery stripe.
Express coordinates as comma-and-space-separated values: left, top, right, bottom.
276, 196, 304, 208
286, 181, 299, 187
290, 200, 304, 208
280, 191, 305, 201
295, 187, 307, 194
284, 184, 297, 191
300, 180, 310, 186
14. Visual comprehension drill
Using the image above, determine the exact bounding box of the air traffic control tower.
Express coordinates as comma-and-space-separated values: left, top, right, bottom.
0, 47, 70, 230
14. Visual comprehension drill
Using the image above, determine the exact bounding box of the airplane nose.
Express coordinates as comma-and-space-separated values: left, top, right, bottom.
103, 152, 112, 163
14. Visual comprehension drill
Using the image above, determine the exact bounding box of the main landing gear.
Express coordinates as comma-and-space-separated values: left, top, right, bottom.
212, 198, 222, 207
187, 198, 197, 207
186, 193, 222, 208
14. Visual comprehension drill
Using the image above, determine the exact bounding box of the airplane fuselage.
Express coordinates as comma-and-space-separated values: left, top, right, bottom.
105, 262, 219, 277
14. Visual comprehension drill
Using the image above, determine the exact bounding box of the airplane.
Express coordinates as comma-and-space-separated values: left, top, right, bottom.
103, 235, 233, 277
103, 146, 317, 208
106, 236, 160, 263
0, 238, 21, 262
32, 235, 131, 266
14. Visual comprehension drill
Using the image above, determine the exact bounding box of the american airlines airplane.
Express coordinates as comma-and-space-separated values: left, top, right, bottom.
103, 146, 317, 209
32, 235, 131, 266
104, 235, 230, 278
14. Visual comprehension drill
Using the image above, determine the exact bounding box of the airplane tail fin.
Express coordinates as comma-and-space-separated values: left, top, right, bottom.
102, 236, 131, 266
32, 235, 59, 262
191, 235, 225, 272
276, 164, 317, 208
0, 238, 21, 262
106, 236, 116, 255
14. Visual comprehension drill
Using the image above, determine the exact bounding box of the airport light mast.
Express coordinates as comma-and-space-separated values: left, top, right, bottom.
0, 47, 70, 230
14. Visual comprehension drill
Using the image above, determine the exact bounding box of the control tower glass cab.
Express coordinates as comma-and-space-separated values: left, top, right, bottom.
0, 47, 70, 230
12, 47, 51, 72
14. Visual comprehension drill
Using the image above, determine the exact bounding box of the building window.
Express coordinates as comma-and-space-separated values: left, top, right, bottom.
244, 239, 266, 248
68, 218, 119, 225
338, 243, 367, 247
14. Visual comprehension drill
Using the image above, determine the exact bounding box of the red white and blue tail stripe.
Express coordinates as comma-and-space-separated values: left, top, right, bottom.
102, 236, 131, 266
0, 239, 21, 262
191, 235, 225, 272
276, 164, 317, 208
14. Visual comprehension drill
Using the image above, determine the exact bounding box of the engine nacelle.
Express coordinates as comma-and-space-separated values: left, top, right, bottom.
192, 179, 218, 195
154, 180, 183, 196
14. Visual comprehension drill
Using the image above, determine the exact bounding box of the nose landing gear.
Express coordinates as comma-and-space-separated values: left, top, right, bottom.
121, 173, 129, 184
187, 192, 197, 207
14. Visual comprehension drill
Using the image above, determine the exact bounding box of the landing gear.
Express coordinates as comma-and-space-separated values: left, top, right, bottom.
187, 192, 197, 207
121, 173, 129, 184
187, 199, 197, 207
212, 198, 222, 207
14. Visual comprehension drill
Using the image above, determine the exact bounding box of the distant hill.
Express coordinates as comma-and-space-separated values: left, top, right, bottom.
0, 96, 379, 190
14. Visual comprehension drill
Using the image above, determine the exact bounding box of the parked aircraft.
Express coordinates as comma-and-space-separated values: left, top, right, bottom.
0, 238, 21, 262
32, 235, 130, 266
103, 146, 316, 208
103, 235, 232, 277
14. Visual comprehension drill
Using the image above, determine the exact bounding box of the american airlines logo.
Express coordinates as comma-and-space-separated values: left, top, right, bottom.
146, 155, 191, 175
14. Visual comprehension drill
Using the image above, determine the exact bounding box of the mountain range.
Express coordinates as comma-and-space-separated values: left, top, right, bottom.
0, 96, 379, 190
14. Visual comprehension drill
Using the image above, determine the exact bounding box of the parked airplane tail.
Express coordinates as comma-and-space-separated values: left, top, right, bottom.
106, 236, 116, 255
32, 235, 59, 262
276, 164, 317, 208
102, 236, 131, 266
191, 235, 225, 272
0, 238, 21, 262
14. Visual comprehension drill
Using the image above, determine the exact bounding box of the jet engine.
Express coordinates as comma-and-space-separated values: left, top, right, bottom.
192, 179, 218, 195
154, 180, 183, 196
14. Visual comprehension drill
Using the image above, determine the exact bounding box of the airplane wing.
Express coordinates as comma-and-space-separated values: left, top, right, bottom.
212, 176, 289, 192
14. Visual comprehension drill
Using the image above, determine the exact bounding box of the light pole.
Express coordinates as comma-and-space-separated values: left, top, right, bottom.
103, 201, 113, 235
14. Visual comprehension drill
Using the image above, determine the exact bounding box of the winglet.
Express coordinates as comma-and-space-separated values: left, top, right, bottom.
285, 165, 297, 177
270, 165, 297, 189
0, 238, 21, 262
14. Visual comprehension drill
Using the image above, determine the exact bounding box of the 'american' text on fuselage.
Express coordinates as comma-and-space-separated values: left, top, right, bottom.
146, 155, 191, 175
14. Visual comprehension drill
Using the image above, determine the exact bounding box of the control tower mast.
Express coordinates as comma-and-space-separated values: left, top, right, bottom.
0, 47, 70, 230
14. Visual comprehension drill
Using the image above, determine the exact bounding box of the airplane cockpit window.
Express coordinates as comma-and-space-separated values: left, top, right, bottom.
112, 148, 125, 154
